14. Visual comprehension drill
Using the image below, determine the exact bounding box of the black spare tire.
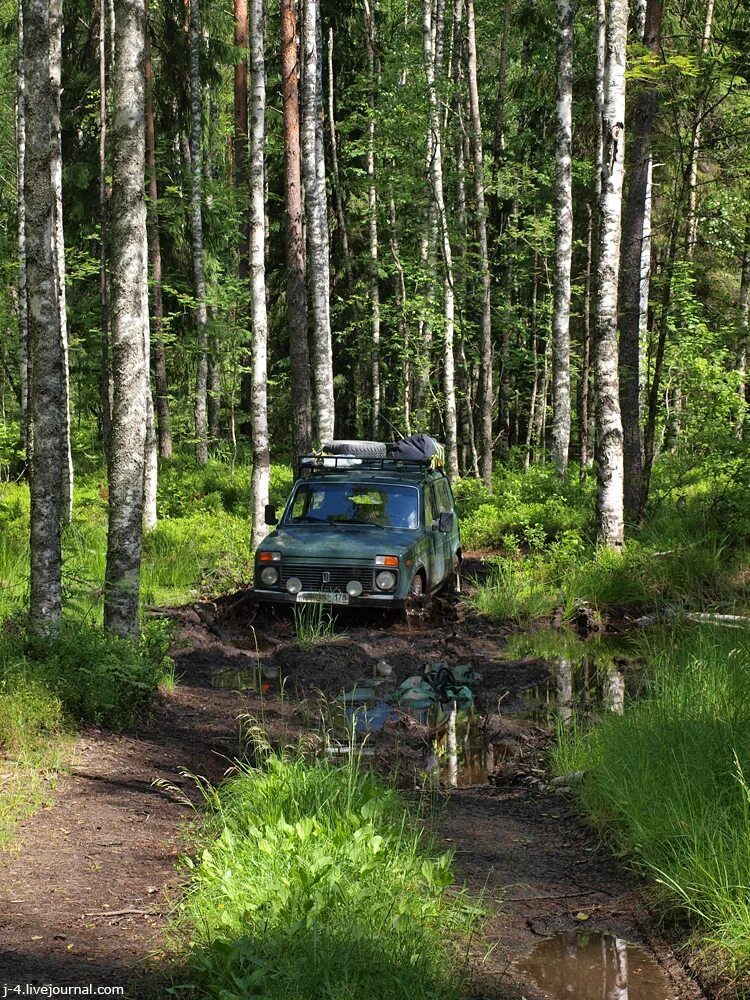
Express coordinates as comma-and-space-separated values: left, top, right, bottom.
322, 440, 387, 458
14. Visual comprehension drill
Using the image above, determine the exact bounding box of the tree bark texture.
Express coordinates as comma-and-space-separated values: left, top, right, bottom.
249, 0, 270, 549
145, 0, 171, 460
189, 0, 209, 465
736, 217, 750, 438
594, 0, 627, 548
50, 0, 73, 525
24, 0, 65, 630
281, 0, 312, 457
551, 0, 573, 479
99, 0, 113, 455
105, 0, 150, 638
684, 0, 715, 259
618, 0, 661, 522
302, 0, 334, 445
363, 0, 382, 439
17, 5, 29, 459
466, 0, 493, 490
423, 0, 458, 481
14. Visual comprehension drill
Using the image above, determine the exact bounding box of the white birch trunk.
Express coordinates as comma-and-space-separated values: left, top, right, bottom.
16, 6, 29, 458
49, 0, 73, 524
736, 219, 750, 439
466, 0, 493, 490
250, 0, 270, 549
363, 0, 382, 438
551, 0, 573, 479
685, 0, 715, 259
24, 0, 65, 630
302, 0, 334, 444
105, 0, 149, 638
423, 0, 458, 481
189, 0, 209, 465
594, 0, 627, 548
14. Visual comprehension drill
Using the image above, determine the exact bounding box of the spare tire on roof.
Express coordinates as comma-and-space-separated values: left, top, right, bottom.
322, 440, 387, 458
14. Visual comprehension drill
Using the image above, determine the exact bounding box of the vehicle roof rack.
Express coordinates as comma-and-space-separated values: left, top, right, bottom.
296, 454, 440, 479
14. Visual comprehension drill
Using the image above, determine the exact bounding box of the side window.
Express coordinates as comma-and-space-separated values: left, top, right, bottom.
424, 486, 437, 525
436, 478, 452, 513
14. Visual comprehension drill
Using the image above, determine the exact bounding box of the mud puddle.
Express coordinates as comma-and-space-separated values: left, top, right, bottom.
518, 929, 675, 1000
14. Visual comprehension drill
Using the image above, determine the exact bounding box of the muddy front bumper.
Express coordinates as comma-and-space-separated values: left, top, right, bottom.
250, 587, 407, 610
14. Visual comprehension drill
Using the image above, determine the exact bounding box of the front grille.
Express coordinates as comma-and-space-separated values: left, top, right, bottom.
281, 563, 378, 595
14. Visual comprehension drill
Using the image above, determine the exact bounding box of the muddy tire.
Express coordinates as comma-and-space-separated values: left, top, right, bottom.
405, 571, 429, 620
447, 554, 462, 595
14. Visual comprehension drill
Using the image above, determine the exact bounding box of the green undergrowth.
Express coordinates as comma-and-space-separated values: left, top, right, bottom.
0, 619, 174, 847
552, 625, 750, 990
463, 456, 750, 623
170, 751, 481, 1000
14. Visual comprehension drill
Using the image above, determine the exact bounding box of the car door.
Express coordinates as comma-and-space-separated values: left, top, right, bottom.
434, 476, 455, 585
422, 483, 442, 590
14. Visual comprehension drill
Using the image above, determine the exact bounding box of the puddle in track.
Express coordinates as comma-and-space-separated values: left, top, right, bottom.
517, 930, 675, 1000
211, 665, 277, 692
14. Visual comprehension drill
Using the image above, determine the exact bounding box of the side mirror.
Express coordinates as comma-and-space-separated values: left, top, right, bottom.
264, 504, 278, 526
438, 511, 454, 533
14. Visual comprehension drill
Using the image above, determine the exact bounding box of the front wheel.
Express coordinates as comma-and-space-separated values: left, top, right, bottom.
405, 570, 428, 620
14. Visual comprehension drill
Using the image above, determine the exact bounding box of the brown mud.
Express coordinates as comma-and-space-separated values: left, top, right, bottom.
0, 563, 709, 999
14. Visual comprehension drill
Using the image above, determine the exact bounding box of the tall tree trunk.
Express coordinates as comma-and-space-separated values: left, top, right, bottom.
684, 0, 715, 260
363, 0, 382, 438
593, 0, 627, 548
281, 0, 312, 458
50, 0, 73, 525
423, 0, 458, 480
145, 0, 172, 460
302, 0, 334, 444
579, 204, 593, 472
105, 0, 149, 638
490, 0, 511, 234
189, 0, 209, 465
618, 0, 661, 522
388, 178, 411, 433
24, 0, 64, 630
99, 0, 112, 454
466, 0, 493, 490
17, 5, 29, 460
551, 0, 573, 478
736, 217, 750, 438
249, 0, 270, 549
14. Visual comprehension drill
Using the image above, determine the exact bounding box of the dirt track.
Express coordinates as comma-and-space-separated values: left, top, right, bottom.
0, 575, 709, 999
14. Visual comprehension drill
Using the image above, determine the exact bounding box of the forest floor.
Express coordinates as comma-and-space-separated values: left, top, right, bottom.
0, 560, 710, 1000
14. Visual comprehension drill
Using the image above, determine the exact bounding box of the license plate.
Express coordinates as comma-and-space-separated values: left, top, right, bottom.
296, 591, 350, 605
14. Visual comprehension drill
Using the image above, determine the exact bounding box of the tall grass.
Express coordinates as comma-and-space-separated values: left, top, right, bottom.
172, 751, 479, 999
553, 625, 750, 981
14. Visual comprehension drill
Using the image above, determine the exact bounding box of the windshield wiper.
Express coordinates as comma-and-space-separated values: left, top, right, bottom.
293, 515, 329, 523
337, 518, 385, 529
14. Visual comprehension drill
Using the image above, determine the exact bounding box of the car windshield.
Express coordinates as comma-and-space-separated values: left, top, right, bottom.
286, 483, 419, 529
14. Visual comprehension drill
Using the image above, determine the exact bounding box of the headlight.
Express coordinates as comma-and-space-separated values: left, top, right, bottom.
260, 566, 279, 586
346, 580, 363, 597
286, 577, 302, 594
375, 570, 397, 591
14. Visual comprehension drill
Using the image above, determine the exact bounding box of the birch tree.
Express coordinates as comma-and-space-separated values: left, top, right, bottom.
302, 0, 334, 445
618, 0, 661, 522
50, 0, 73, 524
99, 0, 112, 453
16, 5, 29, 459
550, 0, 573, 479
594, 0, 627, 548
466, 0, 493, 490
281, 0, 312, 457
423, 0, 458, 481
685, 0, 715, 259
24, 0, 65, 630
105, 0, 150, 638
249, 0, 270, 548
363, 0, 381, 438
189, 0, 209, 465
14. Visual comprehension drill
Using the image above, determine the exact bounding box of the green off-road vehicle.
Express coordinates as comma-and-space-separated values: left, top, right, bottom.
252, 439, 462, 610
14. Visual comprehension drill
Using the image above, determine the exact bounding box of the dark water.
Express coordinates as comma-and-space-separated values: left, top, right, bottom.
517, 930, 675, 1000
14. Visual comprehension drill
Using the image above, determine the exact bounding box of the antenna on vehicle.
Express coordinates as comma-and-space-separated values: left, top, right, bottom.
378, 414, 406, 440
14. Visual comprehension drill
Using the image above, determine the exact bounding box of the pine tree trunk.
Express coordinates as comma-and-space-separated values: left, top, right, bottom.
593, 0, 627, 548
363, 0, 382, 439
423, 0, 458, 481
618, 0, 661, 522
281, 0, 312, 458
189, 0, 209, 465
466, 0, 493, 490
16, 5, 29, 460
249, 0, 270, 549
550, 0, 573, 479
302, 0, 334, 445
24, 0, 65, 630
49, 0, 73, 525
145, 0, 172, 460
99, 0, 112, 455
105, 0, 150, 638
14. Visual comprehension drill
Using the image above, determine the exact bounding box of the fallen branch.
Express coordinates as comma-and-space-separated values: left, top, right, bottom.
82, 908, 160, 918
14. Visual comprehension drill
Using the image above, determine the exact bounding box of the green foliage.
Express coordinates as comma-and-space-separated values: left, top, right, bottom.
293, 601, 341, 651
172, 752, 479, 1000
552, 625, 750, 983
